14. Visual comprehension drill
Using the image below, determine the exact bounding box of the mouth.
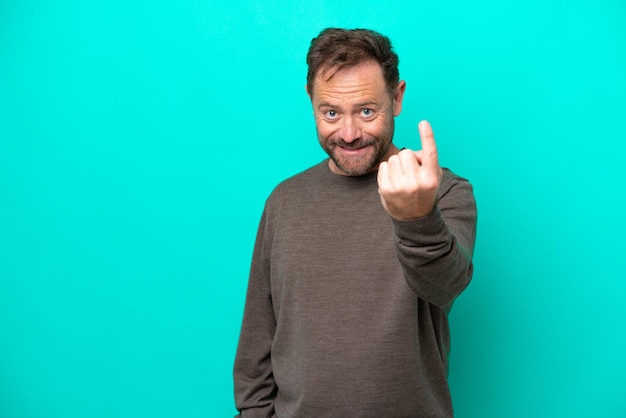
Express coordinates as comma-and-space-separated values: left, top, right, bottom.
336, 146, 371, 158
335, 142, 373, 155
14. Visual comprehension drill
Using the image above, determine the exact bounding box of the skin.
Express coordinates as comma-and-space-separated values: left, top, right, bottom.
308, 60, 443, 220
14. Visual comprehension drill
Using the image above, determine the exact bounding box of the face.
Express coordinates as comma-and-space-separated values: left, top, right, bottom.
309, 60, 405, 176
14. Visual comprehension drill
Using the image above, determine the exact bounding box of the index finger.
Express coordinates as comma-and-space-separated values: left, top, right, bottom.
418, 120, 439, 169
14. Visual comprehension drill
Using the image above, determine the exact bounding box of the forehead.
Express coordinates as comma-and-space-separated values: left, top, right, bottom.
312, 61, 388, 102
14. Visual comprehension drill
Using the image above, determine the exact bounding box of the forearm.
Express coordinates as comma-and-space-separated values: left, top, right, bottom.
234, 295, 277, 415
392, 175, 477, 308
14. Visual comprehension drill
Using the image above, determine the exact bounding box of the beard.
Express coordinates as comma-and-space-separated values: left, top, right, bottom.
318, 120, 395, 176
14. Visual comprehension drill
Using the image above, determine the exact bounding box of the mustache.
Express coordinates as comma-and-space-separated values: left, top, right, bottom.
329, 138, 375, 149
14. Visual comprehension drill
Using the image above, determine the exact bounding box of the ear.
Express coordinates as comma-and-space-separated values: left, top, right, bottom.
305, 84, 312, 100
392, 80, 406, 116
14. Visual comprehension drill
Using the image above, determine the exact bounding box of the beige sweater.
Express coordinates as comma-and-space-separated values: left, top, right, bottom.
234, 160, 477, 417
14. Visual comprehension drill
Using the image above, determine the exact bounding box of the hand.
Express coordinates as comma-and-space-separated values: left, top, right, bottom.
377, 120, 443, 220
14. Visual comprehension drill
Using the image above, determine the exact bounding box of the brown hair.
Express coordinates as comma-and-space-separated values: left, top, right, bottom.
306, 28, 400, 96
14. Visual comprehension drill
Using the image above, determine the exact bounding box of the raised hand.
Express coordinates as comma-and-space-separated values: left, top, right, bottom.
377, 120, 443, 220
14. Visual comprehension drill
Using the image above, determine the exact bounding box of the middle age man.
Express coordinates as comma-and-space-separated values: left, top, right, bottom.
234, 28, 477, 417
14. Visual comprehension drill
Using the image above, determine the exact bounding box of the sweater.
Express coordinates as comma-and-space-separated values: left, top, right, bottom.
234, 159, 477, 417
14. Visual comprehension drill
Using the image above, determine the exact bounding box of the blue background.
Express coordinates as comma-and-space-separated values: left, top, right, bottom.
1, 0, 625, 416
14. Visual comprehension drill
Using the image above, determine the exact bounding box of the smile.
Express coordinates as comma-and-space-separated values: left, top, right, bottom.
337, 144, 372, 154
337, 144, 371, 155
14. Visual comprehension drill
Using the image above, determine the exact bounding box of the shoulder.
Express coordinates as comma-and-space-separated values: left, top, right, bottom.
264, 160, 328, 206
440, 168, 473, 193
438, 167, 476, 213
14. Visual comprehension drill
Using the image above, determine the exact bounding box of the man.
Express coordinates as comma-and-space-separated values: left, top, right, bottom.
234, 28, 477, 417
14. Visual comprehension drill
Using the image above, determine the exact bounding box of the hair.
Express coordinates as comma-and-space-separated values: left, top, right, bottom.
306, 28, 400, 96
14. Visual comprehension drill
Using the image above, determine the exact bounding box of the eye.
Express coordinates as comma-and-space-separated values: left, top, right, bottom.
324, 109, 339, 120
360, 108, 375, 119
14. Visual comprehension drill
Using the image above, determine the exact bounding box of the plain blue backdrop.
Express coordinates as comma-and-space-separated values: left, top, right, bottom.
1, 0, 625, 416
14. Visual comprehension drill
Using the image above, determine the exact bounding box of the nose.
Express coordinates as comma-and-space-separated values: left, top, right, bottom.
339, 115, 362, 143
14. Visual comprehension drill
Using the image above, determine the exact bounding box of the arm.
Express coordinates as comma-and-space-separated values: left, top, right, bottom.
391, 173, 476, 307
233, 210, 277, 416
378, 120, 477, 307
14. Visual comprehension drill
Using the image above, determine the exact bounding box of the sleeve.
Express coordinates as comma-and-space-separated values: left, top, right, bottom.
233, 209, 277, 417
391, 171, 477, 308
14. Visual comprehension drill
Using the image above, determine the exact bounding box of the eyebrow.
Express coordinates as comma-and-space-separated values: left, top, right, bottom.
355, 101, 378, 108
316, 102, 333, 110
316, 101, 378, 110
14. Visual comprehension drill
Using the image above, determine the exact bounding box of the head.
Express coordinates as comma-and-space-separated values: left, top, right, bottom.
306, 28, 400, 97
306, 28, 406, 176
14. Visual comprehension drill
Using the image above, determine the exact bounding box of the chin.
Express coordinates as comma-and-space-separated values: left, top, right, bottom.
332, 157, 378, 176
